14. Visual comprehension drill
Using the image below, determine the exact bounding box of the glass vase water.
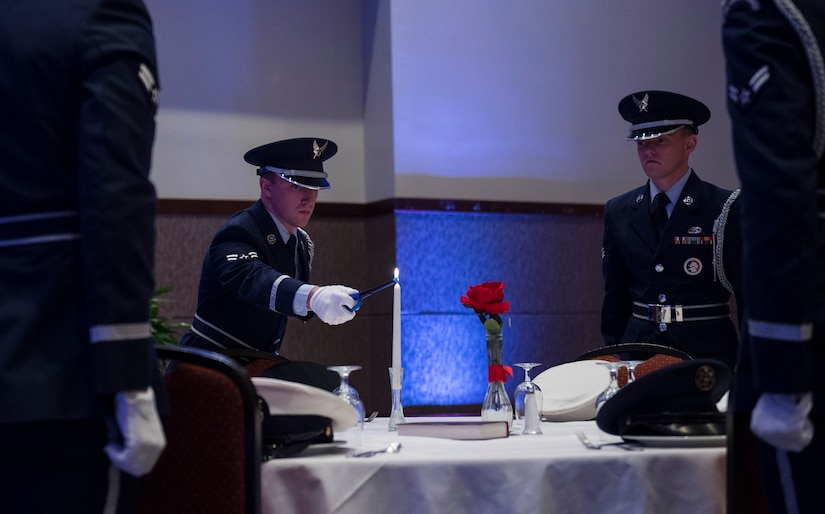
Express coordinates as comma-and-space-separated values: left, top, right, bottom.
481, 331, 513, 427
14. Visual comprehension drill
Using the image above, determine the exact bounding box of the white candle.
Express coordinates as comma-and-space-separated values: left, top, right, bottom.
392, 267, 401, 370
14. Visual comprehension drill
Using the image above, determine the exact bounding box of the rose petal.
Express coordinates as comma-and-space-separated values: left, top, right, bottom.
462, 282, 509, 316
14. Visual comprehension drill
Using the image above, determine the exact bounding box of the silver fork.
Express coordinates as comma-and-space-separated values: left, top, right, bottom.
576, 431, 642, 451
349, 441, 402, 458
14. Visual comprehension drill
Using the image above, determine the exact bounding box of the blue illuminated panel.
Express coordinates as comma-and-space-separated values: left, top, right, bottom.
395, 209, 604, 407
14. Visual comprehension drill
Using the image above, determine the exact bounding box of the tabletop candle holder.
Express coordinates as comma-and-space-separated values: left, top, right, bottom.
388, 367, 406, 431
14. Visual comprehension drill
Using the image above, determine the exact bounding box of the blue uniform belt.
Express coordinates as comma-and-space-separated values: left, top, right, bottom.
632, 302, 730, 323
0, 211, 80, 248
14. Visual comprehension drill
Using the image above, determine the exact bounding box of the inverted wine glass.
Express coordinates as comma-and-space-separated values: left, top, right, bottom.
513, 362, 543, 435
327, 365, 366, 445
594, 361, 624, 412
624, 360, 645, 385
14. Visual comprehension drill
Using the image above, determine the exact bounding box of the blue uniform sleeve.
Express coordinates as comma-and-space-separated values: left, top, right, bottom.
601, 200, 634, 345
76, 0, 160, 393
723, 0, 823, 392
207, 221, 309, 318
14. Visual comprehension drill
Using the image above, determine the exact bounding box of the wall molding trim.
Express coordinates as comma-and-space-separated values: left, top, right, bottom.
157, 198, 604, 218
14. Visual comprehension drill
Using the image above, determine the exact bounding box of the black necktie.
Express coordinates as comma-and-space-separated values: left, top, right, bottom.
286, 235, 297, 277
651, 192, 670, 239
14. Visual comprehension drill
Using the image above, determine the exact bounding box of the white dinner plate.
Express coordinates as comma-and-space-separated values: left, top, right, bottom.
533, 360, 611, 422
251, 376, 358, 433
621, 434, 726, 448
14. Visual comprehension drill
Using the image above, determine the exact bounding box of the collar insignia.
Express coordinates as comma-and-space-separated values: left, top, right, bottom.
683, 196, 694, 206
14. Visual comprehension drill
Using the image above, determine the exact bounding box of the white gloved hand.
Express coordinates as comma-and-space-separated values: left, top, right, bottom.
750, 392, 814, 453
309, 285, 358, 325
105, 387, 166, 476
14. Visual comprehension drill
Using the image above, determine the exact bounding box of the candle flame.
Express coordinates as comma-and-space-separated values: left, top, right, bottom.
393, 267, 399, 282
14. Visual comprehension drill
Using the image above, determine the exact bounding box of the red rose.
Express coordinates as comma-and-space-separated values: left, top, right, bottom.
460, 282, 510, 315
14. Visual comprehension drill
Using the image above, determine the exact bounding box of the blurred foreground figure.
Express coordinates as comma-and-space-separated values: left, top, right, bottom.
0, 1, 166, 512
723, 0, 825, 512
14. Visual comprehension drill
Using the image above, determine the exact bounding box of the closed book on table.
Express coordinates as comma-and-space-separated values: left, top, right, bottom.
396, 420, 509, 440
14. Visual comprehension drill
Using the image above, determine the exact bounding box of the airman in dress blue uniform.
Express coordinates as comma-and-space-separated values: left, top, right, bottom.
601, 91, 743, 371
179, 138, 359, 355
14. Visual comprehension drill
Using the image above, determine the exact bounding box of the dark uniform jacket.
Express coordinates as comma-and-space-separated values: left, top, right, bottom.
601, 170, 743, 370
179, 200, 315, 354
0, 0, 163, 424
724, 0, 825, 408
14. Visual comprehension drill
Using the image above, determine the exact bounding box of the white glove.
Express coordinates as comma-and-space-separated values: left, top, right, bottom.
105, 387, 167, 476
309, 285, 358, 325
750, 392, 814, 453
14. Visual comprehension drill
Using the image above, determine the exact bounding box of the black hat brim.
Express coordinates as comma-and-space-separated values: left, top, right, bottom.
272, 173, 330, 190
596, 359, 730, 436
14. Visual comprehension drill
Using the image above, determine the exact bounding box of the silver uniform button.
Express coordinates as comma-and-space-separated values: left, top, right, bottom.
655, 264, 664, 273
657, 294, 667, 303
659, 323, 668, 332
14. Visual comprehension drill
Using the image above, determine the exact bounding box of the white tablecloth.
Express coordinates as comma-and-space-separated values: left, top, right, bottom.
260, 417, 726, 514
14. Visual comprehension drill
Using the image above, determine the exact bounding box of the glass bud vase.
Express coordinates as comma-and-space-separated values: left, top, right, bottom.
481, 330, 513, 427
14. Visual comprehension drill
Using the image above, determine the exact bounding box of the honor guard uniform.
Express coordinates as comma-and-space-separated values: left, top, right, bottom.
724, 1, 825, 512
601, 91, 743, 371
179, 138, 358, 355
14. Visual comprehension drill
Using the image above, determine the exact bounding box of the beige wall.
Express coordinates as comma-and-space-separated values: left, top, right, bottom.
144, 0, 738, 206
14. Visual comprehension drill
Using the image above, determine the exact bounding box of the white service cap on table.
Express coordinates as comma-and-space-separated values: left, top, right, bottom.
533, 360, 611, 422
251, 376, 358, 433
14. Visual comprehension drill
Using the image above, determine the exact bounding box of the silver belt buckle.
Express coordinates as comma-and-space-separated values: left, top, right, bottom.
647, 304, 683, 323
648, 304, 671, 323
